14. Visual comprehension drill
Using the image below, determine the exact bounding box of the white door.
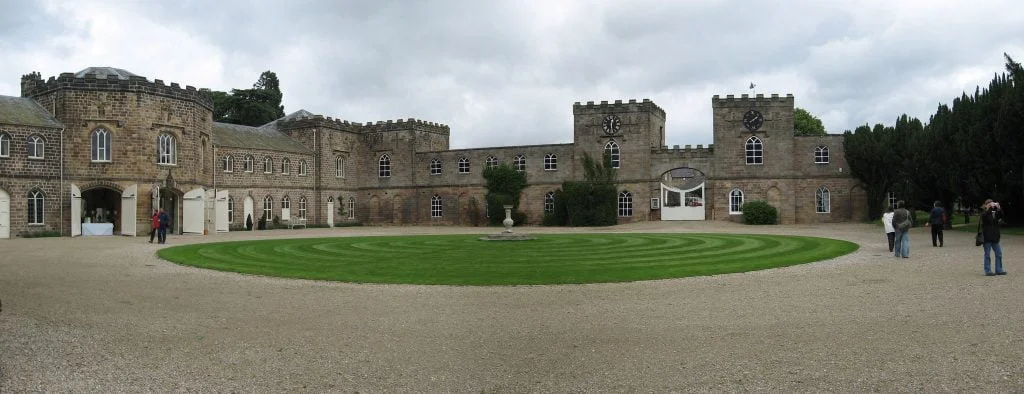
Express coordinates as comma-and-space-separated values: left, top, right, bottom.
121, 184, 137, 236
327, 200, 335, 228
243, 196, 254, 231
183, 187, 205, 234
71, 184, 82, 237
0, 189, 10, 239
215, 190, 229, 233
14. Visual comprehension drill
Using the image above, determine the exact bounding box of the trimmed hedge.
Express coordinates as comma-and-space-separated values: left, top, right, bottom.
742, 200, 778, 225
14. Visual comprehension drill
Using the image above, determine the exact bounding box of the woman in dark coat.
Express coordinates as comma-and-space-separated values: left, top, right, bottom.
980, 199, 1005, 276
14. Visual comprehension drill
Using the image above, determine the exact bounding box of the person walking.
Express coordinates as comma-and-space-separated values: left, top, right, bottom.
892, 200, 911, 258
157, 208, 170, 244
148, 209, 159, 243
882, 206, 896, 252
980, 199, 1006, 276
928, 201, 946, 247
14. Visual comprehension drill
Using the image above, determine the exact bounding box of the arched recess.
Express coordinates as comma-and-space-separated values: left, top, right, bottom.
369, 195, 381, 223
243, 195, 255, 230
659, 167, 706, 220
393, 195, 404, 224
849, 184, 868, 221
767, 186, 782, 223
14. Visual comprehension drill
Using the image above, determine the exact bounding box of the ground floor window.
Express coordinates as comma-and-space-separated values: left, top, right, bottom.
816, 187, 831, 213
618, 191, 632, 217
227, 198, 234, 224
263, 196, 273, 220
431, 195, 442, 218
347, 197, 355, 219
544, 192, 555, 213
28, 189, 44, 224
729, 189, 744, 214
298, 197, 307, 219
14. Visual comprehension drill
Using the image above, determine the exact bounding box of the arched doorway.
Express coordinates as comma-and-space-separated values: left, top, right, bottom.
81, 185, 123, 234
0, 188, 10, 239
326, 196, 334, 227
659, 167, 706, 220
154, 187, 183, 235
243, 195, 254, 230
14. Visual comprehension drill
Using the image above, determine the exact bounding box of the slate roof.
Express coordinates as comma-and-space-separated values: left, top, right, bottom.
212, 121, 312, 154
75, 67, 142, 80
0, 95, 64, 128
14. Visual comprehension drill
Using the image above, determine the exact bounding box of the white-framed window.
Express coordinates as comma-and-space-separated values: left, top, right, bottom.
27, 135, 45, 159
729, 189, 744, 214
157, 133, 176, 165
347, 197, 355, 219
28, 189, 44, 225
544, 153, 557, 171
227, 198, 234, 224
281, 158, 290, 174
431, 195, 442, 218
816, 186, 831, 213
281, 196, 291, 210
222, 155, 233, 172
458, 157, 469, 174
429, 158, 442, 175
379, 154, 391, 177
887, 192, 897, 210
91, 128, 111, 162
745, 136, 763, 165
298, 196, 307, 219
513, 154, 525, 172
0, 132, 10, 157
485, 156, 498, 169
618, 191, 633, 217
815, 146, 829, 164
605, 141, 620, 169
263, 157, 273, 174
336, 157, 345, 178
544, 191, 555, 213
263, 195, 273, 220
244, 155, 254, 172
298, 160, 307, 176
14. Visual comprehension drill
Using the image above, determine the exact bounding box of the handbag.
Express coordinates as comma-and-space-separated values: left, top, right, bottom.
975, 219, 984, 246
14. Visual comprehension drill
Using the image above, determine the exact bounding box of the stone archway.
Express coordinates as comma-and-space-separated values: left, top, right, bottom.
80, 184, 124, 234
659, 167, 707, 220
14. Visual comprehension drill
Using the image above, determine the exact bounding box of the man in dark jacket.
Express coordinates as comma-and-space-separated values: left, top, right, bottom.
157, 208, 170, 244
980, 199, 1005, 276
928, 201, 945, 247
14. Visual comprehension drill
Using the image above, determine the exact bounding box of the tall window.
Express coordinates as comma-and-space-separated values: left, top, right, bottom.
458, 157, 469, 174
429, 158, 442, 175
222, 155, 233, 172
431, 195, 442, 218
729, 189, 744, 214
605, 141, 620, 169
282, 196, 291, 210
227, 198, 235, 224
91, 128, 111, 162
745, 136, 763, 165
28, 189, 44, 225
544, 191, 555, 213
336, 157, 345, 178
263, 196, 273, 220
816, 186, 831, 213
379, 154, 391, 177
485, 156, 498, 169
27, 135, 44, 159
200, 138, 207, 172
263, 157, 273, 173
298, 197, 307, 219
618, 191, 633, 217
281, 158, 290, 174
513, 154, 526, 172
244, 155, 254, 172
887, 192, 897, 210
347, 197, 355, 219
298, 160, 307, 176
157, 133, 176, 165
0, 132, 9, 157
814, 146, 829, 164
544, 153, 557, 171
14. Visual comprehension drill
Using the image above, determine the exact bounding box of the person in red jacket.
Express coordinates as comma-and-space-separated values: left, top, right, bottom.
149, 209, 159, 243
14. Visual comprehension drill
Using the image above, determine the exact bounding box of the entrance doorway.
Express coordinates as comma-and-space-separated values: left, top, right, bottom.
660, 167, 707, 221
0, 189, 9, 239
82, 187, 122, 234
157, 188, 182, 235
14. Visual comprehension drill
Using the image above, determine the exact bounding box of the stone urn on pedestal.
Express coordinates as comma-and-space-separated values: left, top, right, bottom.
502, 205, 514, 233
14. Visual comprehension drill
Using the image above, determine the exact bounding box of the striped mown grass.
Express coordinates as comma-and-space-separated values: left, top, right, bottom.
157, 233, 858, 285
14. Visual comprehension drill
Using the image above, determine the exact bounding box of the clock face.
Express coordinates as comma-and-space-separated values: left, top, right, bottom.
742, 110, 764, 131
602, 115, 621, 135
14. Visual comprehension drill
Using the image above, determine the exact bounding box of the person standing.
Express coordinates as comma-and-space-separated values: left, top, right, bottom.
158, 208, 170, 244
980, 199, 1006, 276
928, 201, 946, 247
882, 207, 896, 252
892, 200, 911, 258
149, 209, 159, 243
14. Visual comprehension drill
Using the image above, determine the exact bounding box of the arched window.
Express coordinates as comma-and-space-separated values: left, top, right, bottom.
298, 160, 307, 176
0, 132, 10, 157
429, 158, 442, 175
91, 128, 111, 162
379, 154, 391, 177
263, 195, 273, 220
605, 141, 620, 169
336, 157, 345, 178
485, 156, 498, 169
244, 155, 254, 172
27, 135, 45, 159
729, 189, 744, 214
157, 133, 176, 164
347, 197, 355, 219
431, 195, 442, 218
544, 191, 555, 213
816, 186, 831, 213
745, 136, 763, 165
544, 153, 557, 171
28, 189, 44, 225
513, 154, 526, 172
814, 146, 829, 164
263, 157, 273, 174
281, 196, 291, 209
298, 196, 307, 219
281, 158, 290, 174
222, 155, 233, 172
618, 191, 633, 217
227, 198, 235, 224
458, 157, 469, 174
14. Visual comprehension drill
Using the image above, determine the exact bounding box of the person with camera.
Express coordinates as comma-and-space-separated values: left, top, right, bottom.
980, 199, 1006, 276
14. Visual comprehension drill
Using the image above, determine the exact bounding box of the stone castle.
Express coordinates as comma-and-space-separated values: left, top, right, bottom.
0, 67, 866, 238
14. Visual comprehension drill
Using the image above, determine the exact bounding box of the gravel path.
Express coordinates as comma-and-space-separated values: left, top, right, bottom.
1, 222, 1021, 392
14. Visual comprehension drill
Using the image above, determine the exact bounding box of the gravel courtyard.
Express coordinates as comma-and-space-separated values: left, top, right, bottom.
1, 221, 1021, 392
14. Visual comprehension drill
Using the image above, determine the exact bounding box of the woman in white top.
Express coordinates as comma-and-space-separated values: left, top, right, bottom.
882, 207, 896, 252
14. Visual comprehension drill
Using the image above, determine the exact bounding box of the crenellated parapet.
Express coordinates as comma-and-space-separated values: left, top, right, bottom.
276, 114, 451, 136
20, 71, 213, 110
651, 144, 715, 158
358, 118, 451, 136
712, 93, 793, 108
572, 98, 666, 118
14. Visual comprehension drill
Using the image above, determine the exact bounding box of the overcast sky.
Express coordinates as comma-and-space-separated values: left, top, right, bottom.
1, 0, 1022, 148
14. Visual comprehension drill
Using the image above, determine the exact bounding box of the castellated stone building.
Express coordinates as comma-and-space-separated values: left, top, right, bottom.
0, 67, 866, 239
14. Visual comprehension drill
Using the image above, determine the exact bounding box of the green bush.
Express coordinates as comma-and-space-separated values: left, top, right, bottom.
742, 200, 778, 225
560, 181, 617, 226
